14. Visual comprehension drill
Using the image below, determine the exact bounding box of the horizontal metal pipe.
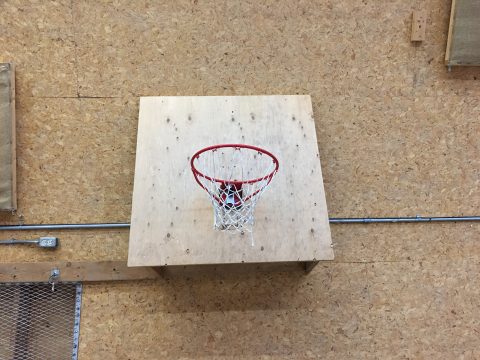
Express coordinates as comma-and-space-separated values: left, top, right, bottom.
0, 223, 130, 231
1, 216, 480, 231
329, 216, 480, 224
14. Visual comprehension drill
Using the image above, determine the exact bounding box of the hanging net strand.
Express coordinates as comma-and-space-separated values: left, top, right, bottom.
191, 144, 279, 233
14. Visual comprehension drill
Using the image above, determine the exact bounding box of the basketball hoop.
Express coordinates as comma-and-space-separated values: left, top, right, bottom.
191, 144, 279, 233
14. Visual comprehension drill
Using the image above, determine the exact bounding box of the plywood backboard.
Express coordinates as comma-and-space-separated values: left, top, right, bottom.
128, 96, 333, 267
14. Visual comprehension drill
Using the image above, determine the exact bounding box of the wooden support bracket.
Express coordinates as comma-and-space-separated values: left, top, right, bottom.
411, 11, 427, 42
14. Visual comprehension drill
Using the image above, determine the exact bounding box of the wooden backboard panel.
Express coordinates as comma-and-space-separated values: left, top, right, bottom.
446, 0, 480, 66
128, 96, 333, 267
0, 63, 16, 211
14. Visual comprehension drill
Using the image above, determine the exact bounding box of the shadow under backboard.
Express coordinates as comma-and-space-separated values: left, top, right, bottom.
153, 261, 320, 279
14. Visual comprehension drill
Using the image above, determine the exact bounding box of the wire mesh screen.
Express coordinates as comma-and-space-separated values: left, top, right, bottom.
0, 283, 82, 360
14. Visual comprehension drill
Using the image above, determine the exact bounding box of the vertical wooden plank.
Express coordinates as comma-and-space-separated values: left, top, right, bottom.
445, 0, 457, 64
0, 63, 16, 211
10, 64, 16, 210
411, 11, 427, 42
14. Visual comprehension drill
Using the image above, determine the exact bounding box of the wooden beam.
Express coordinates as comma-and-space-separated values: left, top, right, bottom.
0, 261, 159, 282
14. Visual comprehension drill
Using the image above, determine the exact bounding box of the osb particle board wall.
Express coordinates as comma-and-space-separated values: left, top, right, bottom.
0, 0, 479, 359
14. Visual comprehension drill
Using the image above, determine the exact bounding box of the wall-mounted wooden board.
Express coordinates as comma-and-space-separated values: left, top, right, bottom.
128, 95, 333, 267
0, 261, 158, 282
411, 11, 427, 42
446, 0, 480, 66
0, 63, 16, 211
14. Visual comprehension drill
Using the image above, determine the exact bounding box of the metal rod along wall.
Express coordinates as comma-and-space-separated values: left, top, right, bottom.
329, 216, 480, 224
1, 216, 480, 231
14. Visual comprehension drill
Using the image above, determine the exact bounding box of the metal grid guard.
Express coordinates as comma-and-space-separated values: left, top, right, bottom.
0, 282, 82, 360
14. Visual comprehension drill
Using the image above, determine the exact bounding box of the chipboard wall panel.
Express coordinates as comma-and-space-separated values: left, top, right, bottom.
0, 1, 479, 358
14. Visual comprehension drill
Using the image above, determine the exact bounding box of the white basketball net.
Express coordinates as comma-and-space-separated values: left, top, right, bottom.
192, 145, 278, 233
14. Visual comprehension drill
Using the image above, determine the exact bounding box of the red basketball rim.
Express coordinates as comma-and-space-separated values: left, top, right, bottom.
191, 143, 280, 187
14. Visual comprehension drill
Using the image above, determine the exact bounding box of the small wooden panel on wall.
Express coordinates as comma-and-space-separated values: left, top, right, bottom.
411, 11, 427, 42
0, 63, 16, 211
446, 0, 480, 66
